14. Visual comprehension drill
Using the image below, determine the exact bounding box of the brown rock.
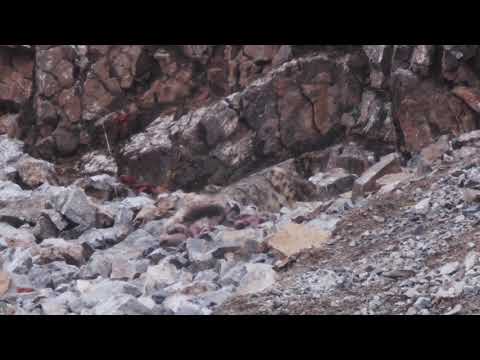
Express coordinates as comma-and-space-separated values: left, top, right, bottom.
0, 114, 19, 136
394, 78, 476, 152
0, 71, 32, 105
352, 152, 402, 201
37, 71, 60, 98
159, 233, 187, 247
37, 238, 90, 266
58, 88, 81, 123
0, 47, 33, 106
109, 46, 143, 89
243, 45, 277, 63
53, 59, 74, 88
53, 127, 79, 156
463, 188, 480, 204
452, 86, 480, 113
16, 155, 58, 188
0, 272, 11, 296
82, 78, 114, 121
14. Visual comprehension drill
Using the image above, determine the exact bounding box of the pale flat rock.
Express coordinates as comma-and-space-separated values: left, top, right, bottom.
267, 223, 331, 257
0, 272, 11, 296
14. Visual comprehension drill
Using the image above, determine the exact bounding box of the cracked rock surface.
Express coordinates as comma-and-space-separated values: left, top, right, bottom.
2, 45, 480, 315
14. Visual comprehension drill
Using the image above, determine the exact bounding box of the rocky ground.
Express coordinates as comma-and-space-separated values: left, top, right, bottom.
1, 129, 480, 315
218, 133, 480, 315
2, 45, 480, 315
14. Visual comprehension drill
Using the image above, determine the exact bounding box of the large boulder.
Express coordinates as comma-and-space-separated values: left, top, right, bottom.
52, 186, 97, 229
392, 70, 477, 153
120, 51, 366, 190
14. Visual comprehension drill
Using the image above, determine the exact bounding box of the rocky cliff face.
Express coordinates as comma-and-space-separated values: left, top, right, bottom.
2, 45, 480, 191
2, 45, 480, 315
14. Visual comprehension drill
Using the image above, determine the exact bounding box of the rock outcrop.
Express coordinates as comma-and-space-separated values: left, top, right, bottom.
3, 44, 480, 316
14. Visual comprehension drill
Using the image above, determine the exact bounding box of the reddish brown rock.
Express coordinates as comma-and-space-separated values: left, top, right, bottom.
0, 46, 33, 106
393, 74, 476, 152
58, 88, 81, 123
120, 51, 366, 190
452, 86, 480, 113
0, 114, 19, 136
53, 127, 80, 156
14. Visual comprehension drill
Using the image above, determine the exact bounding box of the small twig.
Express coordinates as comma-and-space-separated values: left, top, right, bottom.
102, 122, 112, 155
102, 122, 119, 199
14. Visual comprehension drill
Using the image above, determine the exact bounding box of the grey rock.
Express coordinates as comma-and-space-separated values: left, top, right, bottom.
439, 261, 460, 276
77, 278, 142, 309
110, 258, 149, 281
414, 296, 432, 310
196, 286, 235, 308
0, 222, 36, 249
0, 181, 30, 202
42, 210, 68, 231
194, 269, 219, 283
219, 262, 248, 287
33, 214, 59, 241
304, 269, 344, 294
121, 196, 155, 212
465, 251, 478, 272
186, 238, 215, 263
309, 168, 356, 200
210, 227, 265, 258
143, 220, 166, 238
435, 281, 465, 298
40, 291, 78, 315
143, 257, 188, 295
306, 215, 341, 233
0, 184, 65, 228
28, 261, 79, 289
145, 248, 169, 264
79, 253, 113, 279
121, 229, 157, 251
1, 247, 35, 274
52, 186, 96, 228
74, 174, 123, 201
0, 135, 24, 181
114, 205, 135, 226
80, 229, 156, 279
162, 294, 211, 315
90, 293, 153, 315
236, 263, 277, 295
78, 226, 130, 250
415, 198, 431, 215
77, 151, 118, 176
